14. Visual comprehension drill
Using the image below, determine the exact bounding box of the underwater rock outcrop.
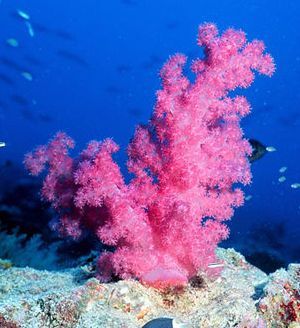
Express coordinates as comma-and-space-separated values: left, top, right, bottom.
0, 248, 299, 327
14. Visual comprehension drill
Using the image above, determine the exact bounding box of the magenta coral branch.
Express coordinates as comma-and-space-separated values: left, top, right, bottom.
24, 23, 274, 289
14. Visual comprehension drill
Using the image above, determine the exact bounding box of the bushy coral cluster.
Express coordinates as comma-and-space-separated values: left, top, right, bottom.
24, 23, 274, 288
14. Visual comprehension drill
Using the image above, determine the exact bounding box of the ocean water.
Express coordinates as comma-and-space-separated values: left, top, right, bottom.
0, 0, 299, 274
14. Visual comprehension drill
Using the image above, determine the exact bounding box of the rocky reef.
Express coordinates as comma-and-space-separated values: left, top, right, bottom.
0, 248, 299, 327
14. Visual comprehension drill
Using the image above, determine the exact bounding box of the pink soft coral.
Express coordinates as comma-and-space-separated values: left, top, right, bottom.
24, 23, 274, 289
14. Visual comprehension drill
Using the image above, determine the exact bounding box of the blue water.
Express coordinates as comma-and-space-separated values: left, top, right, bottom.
0, 0, 299, 270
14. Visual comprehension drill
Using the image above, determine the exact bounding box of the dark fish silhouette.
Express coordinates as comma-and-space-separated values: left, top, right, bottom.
0, 56, 28, 72
38, 113, 54, 123
32, 22, 52, 34
248, 139, 267, 163
30, 21, 74, 41
57, 50, 88, 67
0, 73, 15, 86
1, 160, 13, 168
142, 318, 173, 328
11, 94, 30, 106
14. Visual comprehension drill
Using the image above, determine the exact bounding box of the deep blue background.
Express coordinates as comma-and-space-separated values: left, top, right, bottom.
0, 1, 299, 266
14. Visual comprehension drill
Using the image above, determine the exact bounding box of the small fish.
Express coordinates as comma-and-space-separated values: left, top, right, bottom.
25, 21, 35, 37
21, 72, 33, 81
278, 176, 286, 183
291, 183, 300, 189
0, 142, 6, 147
266, 146, 277, 152
279, 166, 287, 173
245, 195, 253, 201
207, 262, 224, 269
17, 9, 30, 20
6, 38, 19, 47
